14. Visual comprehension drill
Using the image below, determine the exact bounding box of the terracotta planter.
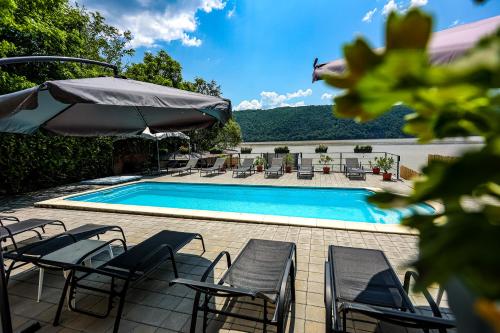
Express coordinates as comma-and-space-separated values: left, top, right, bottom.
285, 165, 292, 173
372, 167, 380, 175
256, 165, 263, 172
323, 166, 330, 174
382, 172, 392, 181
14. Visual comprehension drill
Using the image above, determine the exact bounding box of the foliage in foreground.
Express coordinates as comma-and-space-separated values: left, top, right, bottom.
324, 9, 500, 303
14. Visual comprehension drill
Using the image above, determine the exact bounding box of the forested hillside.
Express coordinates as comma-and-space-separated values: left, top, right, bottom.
233, 105, 412, 142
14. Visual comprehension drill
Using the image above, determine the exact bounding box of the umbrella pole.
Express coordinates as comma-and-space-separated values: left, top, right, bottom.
156, 139, 160, 174
0, 248, 13, 333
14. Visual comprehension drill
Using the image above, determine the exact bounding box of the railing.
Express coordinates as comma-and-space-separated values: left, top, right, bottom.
238, 151, 401, 179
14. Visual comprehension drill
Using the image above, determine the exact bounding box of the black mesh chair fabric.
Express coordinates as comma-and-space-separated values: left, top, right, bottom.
223, 239, 294, 302
0, 218, 61, 240
329, 246, 412, 310
102, 230, 197, 275
5, 224, 116, 258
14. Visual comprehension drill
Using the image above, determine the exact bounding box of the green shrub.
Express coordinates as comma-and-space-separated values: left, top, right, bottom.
274, 146, 289, 153
254, 156, 265, 166
283, 153, 294, 166
179, 146, 190, 154
319, 154, 333, 165
0, 133, 113, 194
315, 144, 328, 153
374, 156, 394, 173
209, 147, 223, 154
240, 147, 252, 154
354, 145, 372, 153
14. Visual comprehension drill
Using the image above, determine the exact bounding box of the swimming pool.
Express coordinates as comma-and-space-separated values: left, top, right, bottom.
67, 182, 433, 224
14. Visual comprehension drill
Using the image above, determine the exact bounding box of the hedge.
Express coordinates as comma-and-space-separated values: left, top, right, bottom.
0, 133, 113, 194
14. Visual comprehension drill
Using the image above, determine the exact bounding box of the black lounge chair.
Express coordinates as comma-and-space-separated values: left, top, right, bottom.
325, 245, 455, 333
170, 158, 199, 176
264, 158, 283, 178
53, 230, 205, 333
3, 223, 125, 281
172, 239, 296, 333
297, 158, 314, 178
0, 215, 67, 247
232, 158, 255, 177
344, 158, 366, 180
200, 157, 226, 176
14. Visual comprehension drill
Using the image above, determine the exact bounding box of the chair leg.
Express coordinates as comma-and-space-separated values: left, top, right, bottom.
37, 268, 44, 302
190, 291, 201, 333
53, 270, 73, 326
112, 280, 130, 333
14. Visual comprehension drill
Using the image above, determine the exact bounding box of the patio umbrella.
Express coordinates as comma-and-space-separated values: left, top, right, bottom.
312, 15, 500, 81
139, 128, 190, 173
0, 76, 231, 135
0, 56, 231, 333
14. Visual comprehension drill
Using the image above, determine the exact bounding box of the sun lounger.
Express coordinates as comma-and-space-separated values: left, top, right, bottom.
170, 158, 198, 176
200, 157, 226, 176
344, 158, 366, 180
3, 224, 126, 302
172, 239, 296, 333
297, 158, 314, 178
232, 158, 255, 177
0, 216, 67, 248
53, 230, 205, 333
264, 158, 283, 178
325, 246, 455, 333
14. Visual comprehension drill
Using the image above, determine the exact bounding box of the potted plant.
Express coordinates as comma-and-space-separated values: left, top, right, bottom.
274, 146, 290, 154
284, 154, 293, 173
319, 154, 332, 174
369, 160, 380, 175
374, 156, 394, 181
240, 147, 252, 154
254, 156, 265, 172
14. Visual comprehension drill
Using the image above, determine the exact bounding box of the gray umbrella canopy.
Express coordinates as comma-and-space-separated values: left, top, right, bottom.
0, 76, 231, 135
313, 15, 500, 81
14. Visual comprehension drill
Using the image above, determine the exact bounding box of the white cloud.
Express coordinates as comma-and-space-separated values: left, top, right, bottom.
234, 88, 313, 111
77, 0, 226, 48
409, 0, 428, 7
382, 0, 399, 15
450, 19, 460, 27
234, 99, 262, 111
321, 93, 333, 100
286, 88, 312, 99
362, 8, 377, 23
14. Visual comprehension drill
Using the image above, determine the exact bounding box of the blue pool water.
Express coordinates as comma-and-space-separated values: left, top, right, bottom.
68, 182, 434, 224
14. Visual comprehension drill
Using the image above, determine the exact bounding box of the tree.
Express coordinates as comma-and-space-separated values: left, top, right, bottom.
125, 50, 183, 88
215, 119, 242, 149
185, 77, 222, 97
0, 0, 133, 193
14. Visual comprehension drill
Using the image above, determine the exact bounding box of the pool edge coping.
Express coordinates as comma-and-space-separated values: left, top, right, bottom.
34, 180, 439, 235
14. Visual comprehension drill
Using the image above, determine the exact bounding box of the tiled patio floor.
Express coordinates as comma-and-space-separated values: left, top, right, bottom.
1, 172, 452, 333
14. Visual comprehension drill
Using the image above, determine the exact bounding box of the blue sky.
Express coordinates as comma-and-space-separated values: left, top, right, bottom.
78, 0, 499, 110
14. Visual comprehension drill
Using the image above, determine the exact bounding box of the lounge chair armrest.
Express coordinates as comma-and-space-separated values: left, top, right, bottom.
171, 278, 257, 298
74, 238, 126, 264
132, 243, 174, 272
200, 251, 231, 282
0, 216, 20, 226
324, 261, 338, 332
403, 270, 443, 318
343, 303, 455, 329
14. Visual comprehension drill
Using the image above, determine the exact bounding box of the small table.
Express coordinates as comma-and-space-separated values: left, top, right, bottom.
37, 239, 113, 302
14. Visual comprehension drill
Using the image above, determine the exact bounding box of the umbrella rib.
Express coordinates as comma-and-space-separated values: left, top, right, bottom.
134, 106, 149, 132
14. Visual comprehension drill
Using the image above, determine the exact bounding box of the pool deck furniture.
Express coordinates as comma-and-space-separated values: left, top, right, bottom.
80, 175, 142, 185
172, 238, 296, 333
170, 158, 199, 176
297, 158, 314, 179
0, 216, 67, 249
324, 245, 455, 333
199, 157, 226, 177
53, 230, 206, 333
344, 158, 366, 180
3, 224, 126, 300
232, 158, 255, 177
264, 158, 284, 178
